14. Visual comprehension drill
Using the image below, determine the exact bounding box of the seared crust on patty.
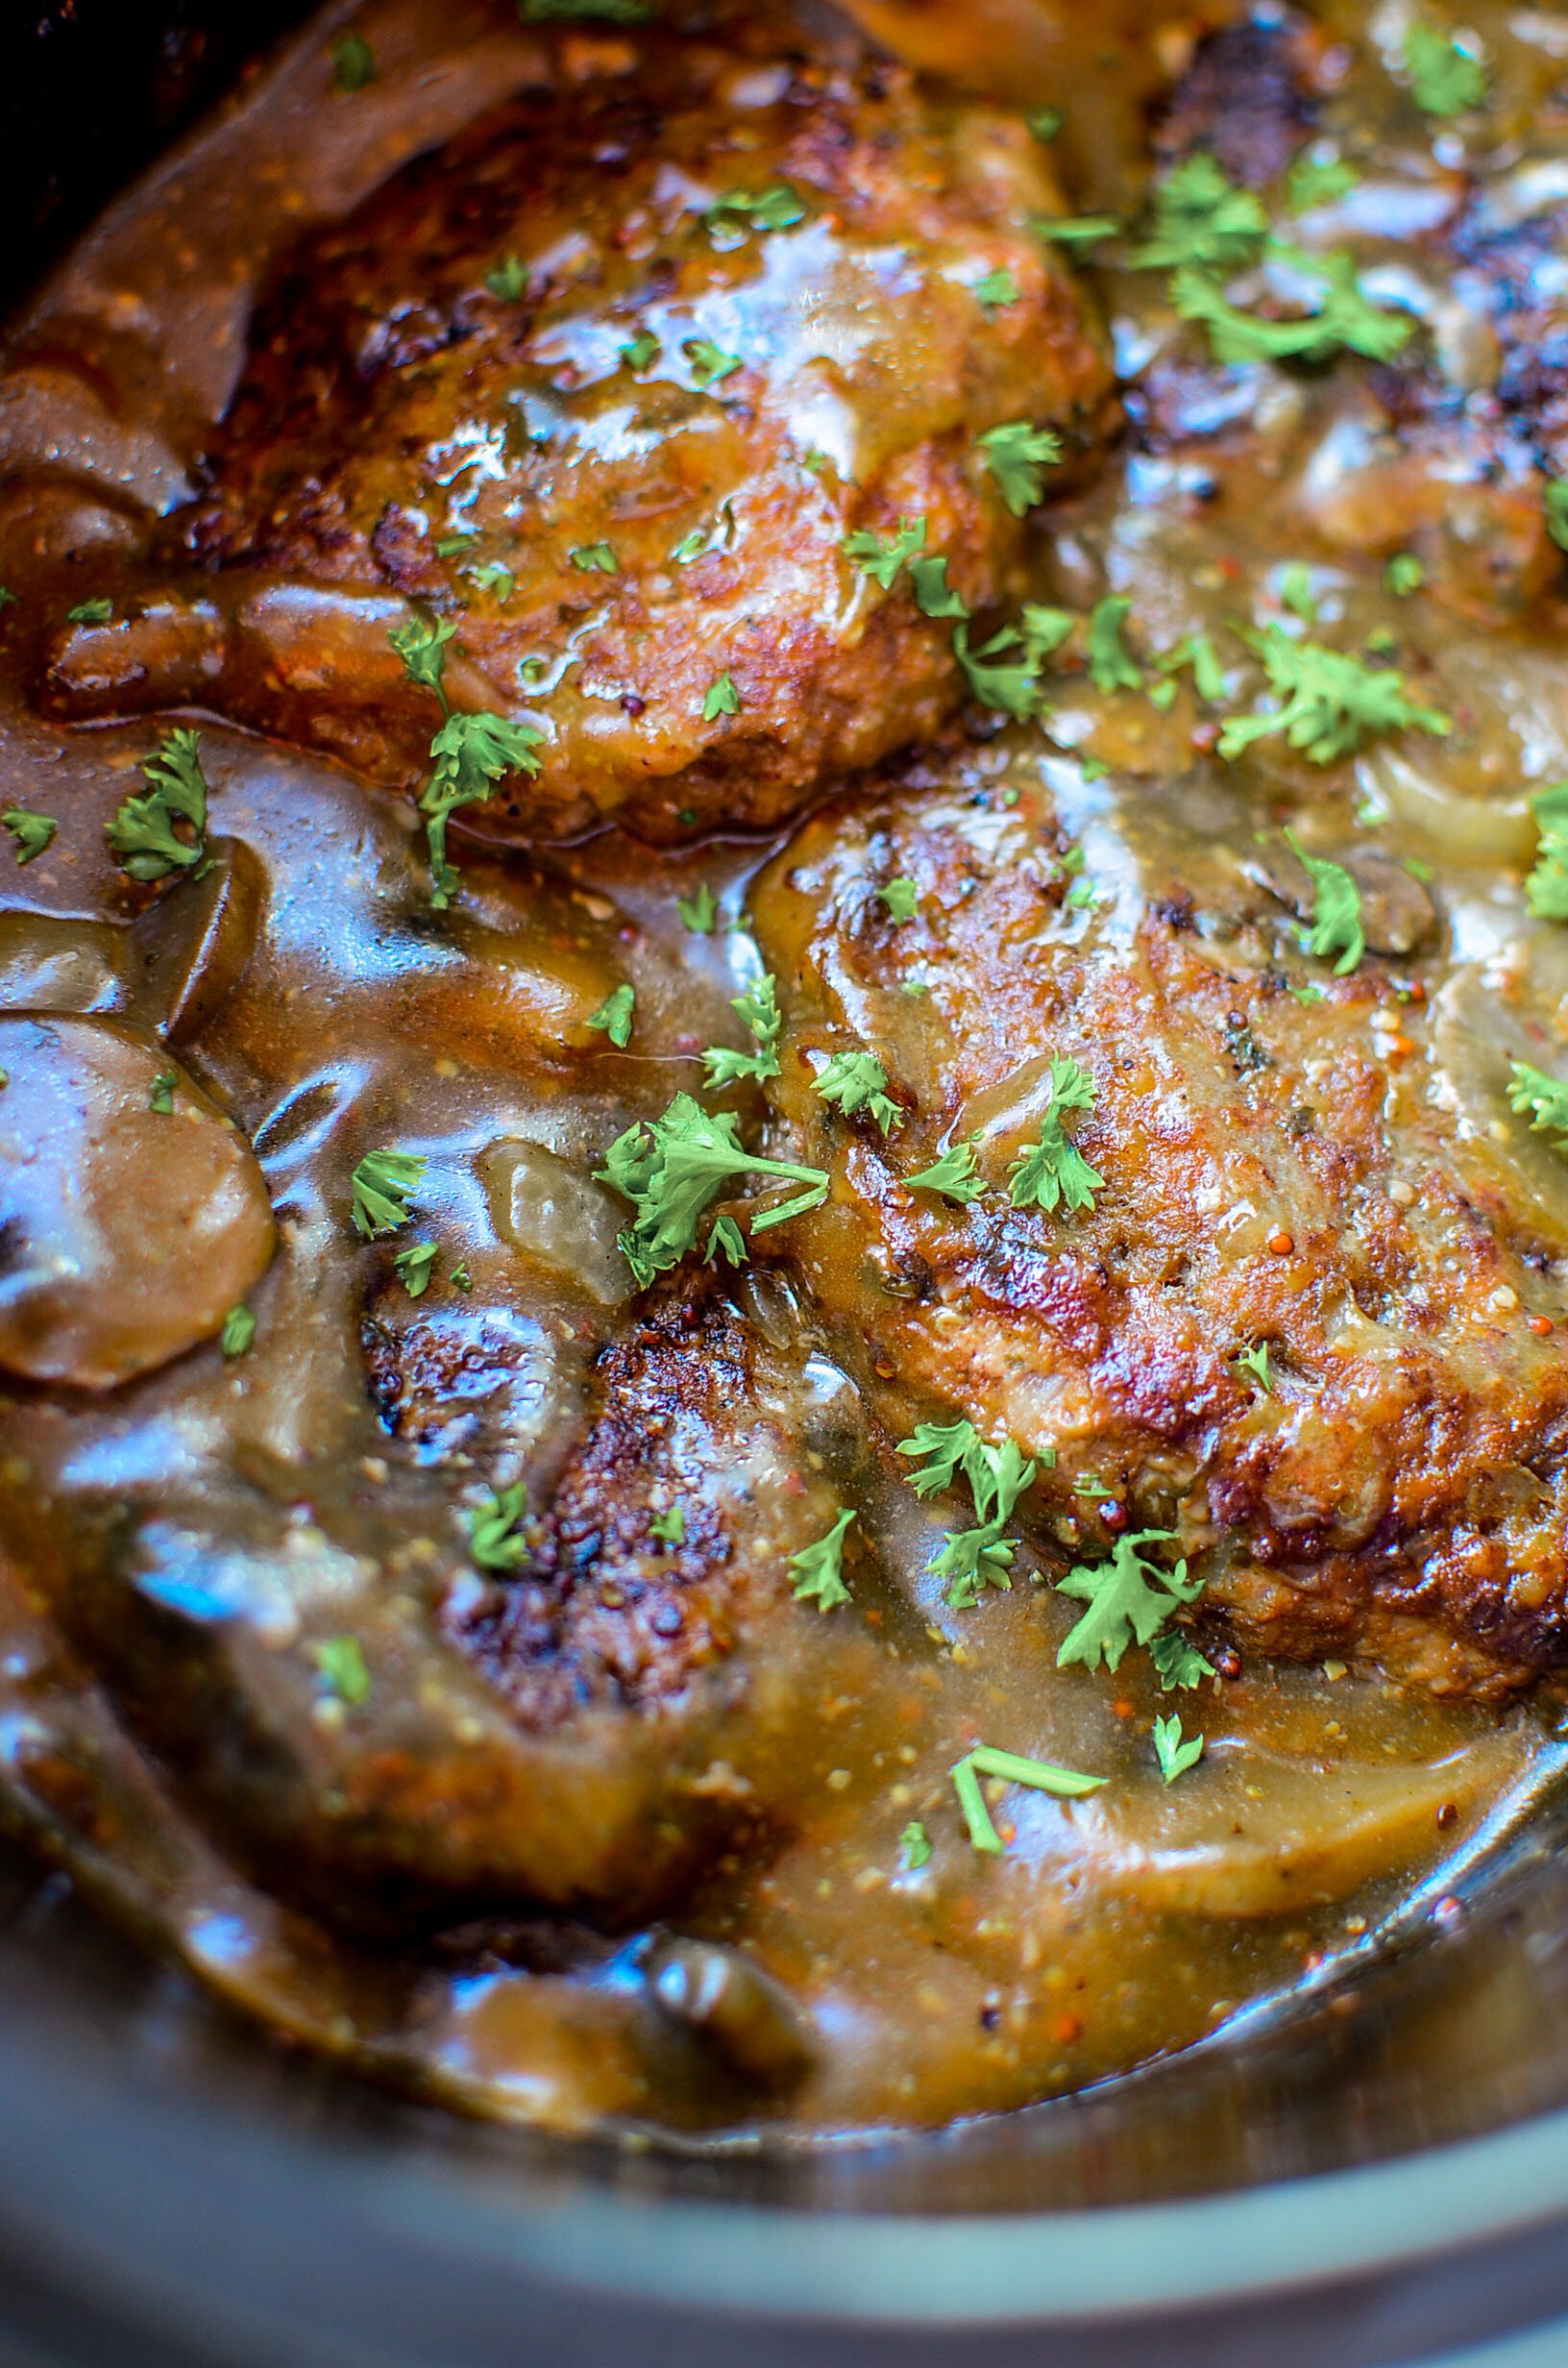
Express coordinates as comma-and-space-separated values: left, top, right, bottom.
748, 734, 1568, 1699
37, 5, 1114, 843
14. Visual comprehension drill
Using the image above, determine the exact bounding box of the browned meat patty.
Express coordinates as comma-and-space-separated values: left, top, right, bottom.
1153, 7, 1325, 188
39, 1281, 861, 1926
747, 730, 1568, 1700
37, 5, 1114, 844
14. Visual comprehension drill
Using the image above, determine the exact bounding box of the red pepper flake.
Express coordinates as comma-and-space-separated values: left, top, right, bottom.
1051, 2010, 1083, 2045
1266, 1229, 1294, 1256
1111, 1696, 1136, 1720
1530, 1315, 1555, 1338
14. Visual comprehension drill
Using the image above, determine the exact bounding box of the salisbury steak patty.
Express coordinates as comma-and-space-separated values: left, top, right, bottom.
38, 2, 1113, 843
749, 733, 1568, 1700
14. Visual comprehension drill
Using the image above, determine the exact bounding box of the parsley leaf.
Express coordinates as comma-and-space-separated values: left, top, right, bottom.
331, 32, 376, 88
570, 542, 617, 573
106, 727, 208, 882
649, 1505, 686, 1545
1220, 624, 1450, 766
703, 972, 783, 1087
906, 1138, 985, 1203
908, 554, 968, 619
931, 1518, 1017, 1609
468, 1483, 530, 1571
351, 1147, 427, 1238
701, 671, 740, 721
704, 182, 805, 234
597, 1092, 829, 1285
1006, 1055, 1103, 1213
952, 620, 1043, 720
1507, 1061, 1568, 1147
1031, 214, 1121, 248
1130, 153, 1267, 273
1385, 552, 1425, 598
1026, 106, 1064, 143
685, 336, 743, 388
1150, 1629, 1216, 1690
973, 264, 1021, 312
390, 614, 456, 703
393, 1241, 438, 1297
1527, 782, 1568, 922
1054, 1528, 1203, 1673
1235, 1341, 1272, 1393
149, 1070, 177, 1115
789, 1507, 855, 1611
1157, 630, 1227, 703
621, 329, 659, 370
66, 597, 112, 625
587, 982, 636, 1048
2, 807, 55, 864
219, 1304, 256, 1360
676, 882, 719, 934
953, 1745, 1105, 1855
485, 251, 527, 300
899, 1819, 933, 1870
706, 1212, 747, 1266
421, 712, 543, 907
976, 420, 1064, 517
312, 1636, 371, 1704
897, 1419, 1040, 1524
1153, 1714, 1205, 1783
1086, 594, 1141, 692
879, 876, 919, 921
1286, 153, 1360, 211
1405, 21, 1488, 115
842, 513, 927, 590
1546, 479, 1568, 555
813, 1049, 902, 1133
520, 0, 656, 19
1173, 250, 1411, 366
1284, 827, 1365, 974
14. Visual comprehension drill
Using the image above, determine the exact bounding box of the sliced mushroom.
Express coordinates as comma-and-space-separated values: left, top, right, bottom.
125, 835, 265, 1046
0, 1014, 276, 1388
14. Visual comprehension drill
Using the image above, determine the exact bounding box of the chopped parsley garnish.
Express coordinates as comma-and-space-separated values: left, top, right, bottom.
879, 876, 919, 921
393, 1242, 438, 1297
789, 1507, 855, 1611
909, 554, 968, 619
570, 542, 618, 573
1404, 20, 1488, 115
1526, 783, 1568, 922
1130, 153, 1267, 274
312, 1636, 371, 1704
621, 329, 660, 370
701, 671, 740, 721
931, 1520, 1017, 1608
1277, 562, 1317, 624
706, 1212, 747, 1266
953, 1745, 1105, 1856
1030, 215, 1120, 248
899, 1819, 933, 1870
485, 252, 527, 301
149, 1070, 177, 1115
351, 1147, 427, 1238
906, 1137, 985, 1203
1150, 1629, 1216, 1690
587, 982, 636, 1048
390, 619, 542, 906
219, 1304, 256, 1360
1157, 631, 1227, 703
1235, 1341, 1272, 1394
2, 807, 55, 864
1385, 552, 1425, 598
598, 1092, 829, 1285
976, 421, 1064, 517
649, 1505, 686, 1546
676, 881, 719, 934
1006, 1055, 1102, 1213
331, 32, 375, 88
973, 264, 1021, 312
704, 182, 805, 234
952, 621, 1043, 720
520, 0, 656, 18
1507, 1061, 1568, 1147
1054, 1528, 1203, 1673
468, 1483, 529, 1572
1286, 153, 1360, 211
0, 586, 16, 611
702, 972, 783, 1088
1546, 479, 1568, 555
685, 336, 743, 388
1086, 595, 1141, 693
843, 513, 927, 590
1173, 250, 1411, 367
898, 1419, 1040, 1518
1153, 1714, 1205, 1783
1220, 625, 1450, 766
1025, 106, 1064, 143
1284, 827, 1365, 974
66, 597, 112, 625
813, 1049, 901, 1134
106, 727, 208, 882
